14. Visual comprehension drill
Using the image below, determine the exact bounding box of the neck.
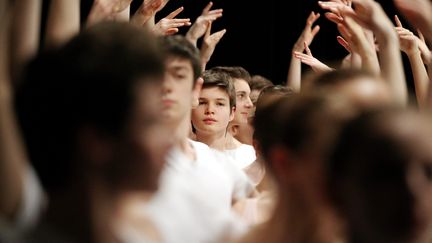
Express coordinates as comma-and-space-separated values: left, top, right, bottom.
195, 129, 227, 151
171, 111, 196, 160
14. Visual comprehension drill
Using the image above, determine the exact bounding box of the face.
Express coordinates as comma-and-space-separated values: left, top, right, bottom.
114, 80, 174, 191
161, 56, 200, 126
192, 87, 234, 136
343, 115, 432, 243
233, 78, 253, 124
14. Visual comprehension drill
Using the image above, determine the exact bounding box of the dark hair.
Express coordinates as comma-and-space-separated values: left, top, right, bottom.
210, 66, 251, 84
255, 85, 295, 112
15, 22, 165, 193
250, 75, 273, 91
159, 35, 202, 83
202, 69, 236, 110
326, 108, 432, 243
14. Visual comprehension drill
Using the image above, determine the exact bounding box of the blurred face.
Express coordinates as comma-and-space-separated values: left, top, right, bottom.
112, 80, 174, 191
192, 87, 234, 136
250, 89, 262, 106
343, 116, 432, 243
233, 78, 253, 124
161, 56, 199, 126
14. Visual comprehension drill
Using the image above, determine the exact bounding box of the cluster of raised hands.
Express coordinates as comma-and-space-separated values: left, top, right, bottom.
288, 0, 432, 108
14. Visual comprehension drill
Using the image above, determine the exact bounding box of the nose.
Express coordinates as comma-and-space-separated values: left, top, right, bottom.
245, 96, 253, 109
205, 103, 215, 115
162, 75, 173, 95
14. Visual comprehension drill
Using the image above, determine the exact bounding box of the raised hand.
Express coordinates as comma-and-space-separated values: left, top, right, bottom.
394, 15, 419, 55
417, 30, 432, 65
87, 0, 133, 26
200, 21, 226, 71
153, 6, 191, 36
338, 16, 380, 74
293, 43, 333, 73
186, 2, 223, 46
131, 0, 165, 27
394, 0, 432, 43
293, 11, 321, 52
318, 0, 352, 24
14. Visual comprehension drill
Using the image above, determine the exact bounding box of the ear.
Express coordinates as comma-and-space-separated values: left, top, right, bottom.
191, 77, 203, 108
78, 127, 114, 169
229, 106, 235, 122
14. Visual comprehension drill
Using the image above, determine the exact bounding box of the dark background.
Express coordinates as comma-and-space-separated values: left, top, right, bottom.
41, 0, 416, 90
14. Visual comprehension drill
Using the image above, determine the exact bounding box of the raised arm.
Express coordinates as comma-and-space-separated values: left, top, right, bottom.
337, 16, 380, 75
293, 43, 334, 74
9, 0, 42, 83
186, 2, 223, 47
394, 15, 429, 108
44, 0, 81, 49
0, 2, 29, 221
153, 6, 191, 36
286, 11, 320, 92
342, 0, 408, 106
200, 21, 226, 71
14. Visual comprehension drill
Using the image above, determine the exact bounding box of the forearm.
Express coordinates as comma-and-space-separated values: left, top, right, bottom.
286, 44, 304, 92
407, 50, 429, 108
10, 0, 42, 83
45, 0, 80, 49
376, 30, 408, 105
360, 50, 380, 75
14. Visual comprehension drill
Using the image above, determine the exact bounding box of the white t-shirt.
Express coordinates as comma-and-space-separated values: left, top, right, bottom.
144, 140, 254, 243
223, 144, 256, 169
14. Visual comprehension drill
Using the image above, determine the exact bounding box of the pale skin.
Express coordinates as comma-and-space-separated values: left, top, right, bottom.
9, 0, 42, 83
340, 0, 408, 106
293, 43, 334, 73
286, 11, 320, 92
86, 0, 133, 27
153, 6, 191, 36
44, 0, 81, 49
186, 2, 223, 47
394, 15, 429, 109
0, 0, 29, 222
200, 21, 226, 71
337, 16, 380, 75
192, 87, 236, 151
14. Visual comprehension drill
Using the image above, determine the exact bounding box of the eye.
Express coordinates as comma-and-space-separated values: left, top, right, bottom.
198, 101, 207, 105
217, 102, 225, 106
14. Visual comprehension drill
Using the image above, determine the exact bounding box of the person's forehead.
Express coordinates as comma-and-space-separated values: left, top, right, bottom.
165, 56, 193, 71
233, 78, 250, 91
200, 86, 230, 100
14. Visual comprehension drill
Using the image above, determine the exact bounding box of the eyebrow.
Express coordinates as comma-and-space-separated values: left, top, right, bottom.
236, 91, 247, 95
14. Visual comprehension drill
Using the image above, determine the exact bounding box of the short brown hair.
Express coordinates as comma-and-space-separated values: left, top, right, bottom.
202, 69, 236, 110
210, 66, 251, 84
250, 75, 273, 91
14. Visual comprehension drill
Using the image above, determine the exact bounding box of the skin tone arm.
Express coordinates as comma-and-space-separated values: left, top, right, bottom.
131, 0, 166, 27
395, 15, 429, 109
0, 2, 29, 221
393, 0, 432, 106
86, 0, 132, 27
44, 0, 81, 49
200, 21, 226, 71
186, 2, 223, 47
341, 0, 408, 106
337, 16, 380, 75
153, 6, 191, 36
286, 11, 320, 92
293, 43, 334, 73
9, 0, 42, 84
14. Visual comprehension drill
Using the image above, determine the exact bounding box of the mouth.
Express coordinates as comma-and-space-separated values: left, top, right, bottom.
161, 99, 175, 107
203, 118, 217, 124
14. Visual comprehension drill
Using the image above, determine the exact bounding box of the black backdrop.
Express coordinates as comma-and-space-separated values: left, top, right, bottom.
41, 0, 415, 91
